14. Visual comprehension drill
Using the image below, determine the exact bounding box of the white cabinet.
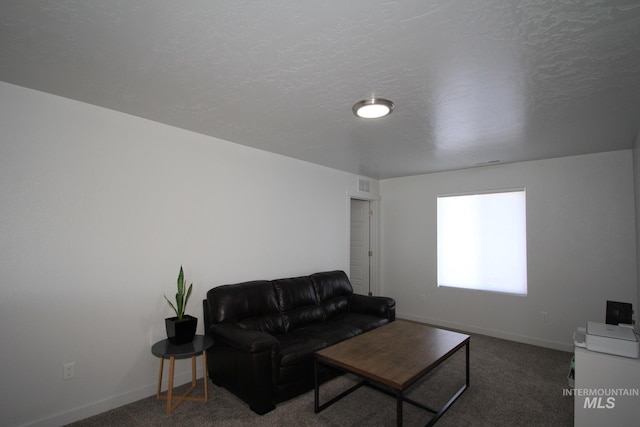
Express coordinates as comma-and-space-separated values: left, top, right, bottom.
573, 346, 640, 426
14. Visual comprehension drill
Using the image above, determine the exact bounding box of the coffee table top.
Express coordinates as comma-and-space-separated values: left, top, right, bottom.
315, 320, 469, 390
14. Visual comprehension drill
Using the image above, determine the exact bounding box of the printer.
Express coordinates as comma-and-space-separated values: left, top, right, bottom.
574, 321, 639, 359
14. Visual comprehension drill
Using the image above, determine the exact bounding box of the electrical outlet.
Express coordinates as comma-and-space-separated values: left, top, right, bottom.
63, 362, 75, 381
420, 294, 427, 303
541, 311, 549, 323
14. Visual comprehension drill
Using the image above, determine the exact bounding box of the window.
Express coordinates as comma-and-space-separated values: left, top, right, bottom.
437, 189, 527, 295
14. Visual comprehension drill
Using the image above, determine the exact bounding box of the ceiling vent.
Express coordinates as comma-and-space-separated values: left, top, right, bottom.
358, 178, 371, 193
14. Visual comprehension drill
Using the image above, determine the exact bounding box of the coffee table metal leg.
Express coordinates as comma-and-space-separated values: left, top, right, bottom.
314, 358, 368, 413
397, 390, 403, 426
314, 358, 319, 412
466, 340, 470, 386
203, 350, 208, 401
425, 340, 470, 426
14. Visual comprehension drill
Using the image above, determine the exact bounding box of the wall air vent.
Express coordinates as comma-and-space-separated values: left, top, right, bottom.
358, 178, 371, 193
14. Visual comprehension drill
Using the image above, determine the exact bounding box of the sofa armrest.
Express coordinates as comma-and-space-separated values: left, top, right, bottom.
210, 323, 279, 354
350, 294, 396, 321
207, 322, 280, 414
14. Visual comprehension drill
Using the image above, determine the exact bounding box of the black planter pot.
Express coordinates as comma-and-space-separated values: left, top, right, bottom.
165, 315, 197, 345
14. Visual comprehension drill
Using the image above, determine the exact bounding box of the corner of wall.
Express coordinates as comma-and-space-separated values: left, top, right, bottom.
633, 134, 640, 330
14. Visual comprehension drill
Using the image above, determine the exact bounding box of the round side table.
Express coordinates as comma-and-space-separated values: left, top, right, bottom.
151, 335, 214, 415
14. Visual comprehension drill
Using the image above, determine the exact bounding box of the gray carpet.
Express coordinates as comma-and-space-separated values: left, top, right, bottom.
66, 331, 574, 426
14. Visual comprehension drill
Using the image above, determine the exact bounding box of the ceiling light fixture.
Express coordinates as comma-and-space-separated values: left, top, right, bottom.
352, 98, 394, 119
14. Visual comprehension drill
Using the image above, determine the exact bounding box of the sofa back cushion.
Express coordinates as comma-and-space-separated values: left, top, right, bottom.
310, 270, 353, 319
205, 280, 284, 335
272, 276, 323, 332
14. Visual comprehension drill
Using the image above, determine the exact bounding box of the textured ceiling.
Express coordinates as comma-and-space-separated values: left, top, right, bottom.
1, 0, 639, 179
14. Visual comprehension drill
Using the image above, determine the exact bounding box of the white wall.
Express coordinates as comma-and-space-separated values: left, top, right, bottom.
380, 151, 637, 351
0, 82, 378, 427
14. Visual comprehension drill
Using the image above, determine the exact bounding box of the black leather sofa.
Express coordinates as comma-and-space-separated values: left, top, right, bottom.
202, 270, 395, 414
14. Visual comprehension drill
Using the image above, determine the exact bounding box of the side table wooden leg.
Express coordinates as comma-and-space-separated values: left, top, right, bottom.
157, 357, 164, 399
152, 336, 213, 415
167, 356, 175, 415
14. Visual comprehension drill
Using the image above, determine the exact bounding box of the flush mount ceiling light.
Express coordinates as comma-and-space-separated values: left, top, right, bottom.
352, 98, 394, 119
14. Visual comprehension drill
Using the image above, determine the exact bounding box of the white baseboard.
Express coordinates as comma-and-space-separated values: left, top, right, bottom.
397, 312, 574, 353
22, 368, 205, 427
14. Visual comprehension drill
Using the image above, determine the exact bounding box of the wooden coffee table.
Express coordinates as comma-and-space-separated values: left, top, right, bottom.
314, 320, 469, 426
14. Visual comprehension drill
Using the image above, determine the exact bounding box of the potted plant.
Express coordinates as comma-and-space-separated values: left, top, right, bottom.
164, 266, 197, 344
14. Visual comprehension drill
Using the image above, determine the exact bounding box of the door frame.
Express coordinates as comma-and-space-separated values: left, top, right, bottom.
346, 191, 380, 296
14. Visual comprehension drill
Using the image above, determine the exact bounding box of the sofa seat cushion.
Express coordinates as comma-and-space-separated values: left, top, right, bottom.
277, 331, 327, 366
305, 313, 390, 346
236, 316, 284, 335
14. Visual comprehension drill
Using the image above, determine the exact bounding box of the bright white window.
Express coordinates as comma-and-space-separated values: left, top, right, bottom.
437, 189, 527, 295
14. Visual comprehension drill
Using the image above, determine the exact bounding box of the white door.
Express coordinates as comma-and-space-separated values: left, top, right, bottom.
350, 199, 371, 295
